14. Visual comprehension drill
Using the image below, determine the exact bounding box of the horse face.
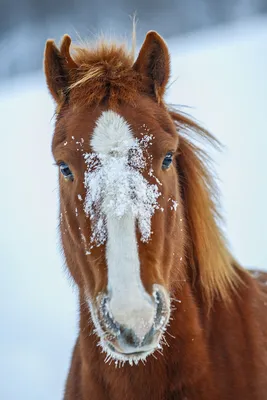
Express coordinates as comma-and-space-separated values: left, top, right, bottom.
47, 31, 185, 364
52, 100, 183, 363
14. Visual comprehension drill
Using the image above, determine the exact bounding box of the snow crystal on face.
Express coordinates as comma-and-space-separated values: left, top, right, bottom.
139, 133, 162, 188
84, 150, 160, 246
171, 200, 178, 211
168, 198, 179, 211
75, 139, 84, 150
83, 114, 161, 247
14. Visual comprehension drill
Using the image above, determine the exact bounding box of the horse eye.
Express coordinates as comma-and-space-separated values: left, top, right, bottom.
162, 152, 173, 170
59, 162, 74, 181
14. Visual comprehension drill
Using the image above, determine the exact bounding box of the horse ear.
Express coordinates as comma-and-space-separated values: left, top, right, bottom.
60, 35, 78, 70
133, 31, 170, 102
44, 35, 77, 104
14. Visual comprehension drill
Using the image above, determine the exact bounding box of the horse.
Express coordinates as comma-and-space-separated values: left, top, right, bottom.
44, 30, 267, 399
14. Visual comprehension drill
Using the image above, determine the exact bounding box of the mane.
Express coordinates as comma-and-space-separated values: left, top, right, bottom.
63, 37, 242, 307
170, 110, 242, 307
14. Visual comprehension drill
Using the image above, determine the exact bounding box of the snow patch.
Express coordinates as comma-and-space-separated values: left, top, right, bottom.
83, 111, 161, 248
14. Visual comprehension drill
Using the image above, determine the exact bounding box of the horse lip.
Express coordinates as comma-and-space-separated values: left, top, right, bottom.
115, 348, 152, 356
106, 341, 155, 357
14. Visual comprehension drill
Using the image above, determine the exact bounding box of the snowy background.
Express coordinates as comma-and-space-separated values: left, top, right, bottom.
1, 12, 267, 400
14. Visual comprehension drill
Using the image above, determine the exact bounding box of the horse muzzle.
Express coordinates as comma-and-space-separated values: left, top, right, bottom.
94, 284, 170, 363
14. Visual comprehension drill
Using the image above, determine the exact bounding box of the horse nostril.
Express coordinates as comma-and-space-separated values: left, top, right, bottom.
99, 295, 121, 336
153, 285, 170, 331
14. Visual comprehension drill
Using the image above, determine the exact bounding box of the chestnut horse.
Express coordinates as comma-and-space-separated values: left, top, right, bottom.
44, 31, 267, 399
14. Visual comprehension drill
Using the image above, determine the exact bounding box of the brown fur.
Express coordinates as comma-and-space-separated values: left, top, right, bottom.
44, 31, 267, 399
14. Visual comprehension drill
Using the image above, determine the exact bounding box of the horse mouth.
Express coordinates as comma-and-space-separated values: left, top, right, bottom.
106, 342, 155, 362
107, 343, 155, 358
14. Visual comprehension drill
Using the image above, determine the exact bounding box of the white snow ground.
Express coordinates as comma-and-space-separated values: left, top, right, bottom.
0, 15, 266, 400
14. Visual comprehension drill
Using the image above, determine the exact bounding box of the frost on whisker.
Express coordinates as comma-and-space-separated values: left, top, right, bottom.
83, 134, 161, 247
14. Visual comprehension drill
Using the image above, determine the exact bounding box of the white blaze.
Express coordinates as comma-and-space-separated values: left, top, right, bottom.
106, 214, 154, 339
84, 110, 160, 338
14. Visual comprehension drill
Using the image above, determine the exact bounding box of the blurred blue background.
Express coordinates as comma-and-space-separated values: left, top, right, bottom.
0, 1, 266, 399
